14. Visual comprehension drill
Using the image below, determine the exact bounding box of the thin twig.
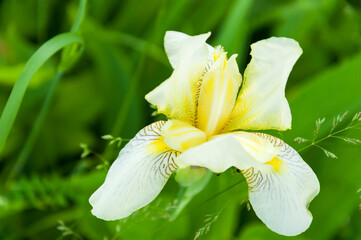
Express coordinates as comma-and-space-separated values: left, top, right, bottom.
298, 122, 361, 152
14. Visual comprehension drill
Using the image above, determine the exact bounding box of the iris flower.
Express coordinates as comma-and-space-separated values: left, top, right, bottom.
90, 31, 320, 236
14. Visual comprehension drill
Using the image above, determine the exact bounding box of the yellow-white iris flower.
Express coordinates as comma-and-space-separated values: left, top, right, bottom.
90, 31, 320, 236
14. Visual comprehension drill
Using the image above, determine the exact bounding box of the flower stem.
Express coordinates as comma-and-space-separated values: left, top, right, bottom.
178, 178, 246, 219
298, 123, 360, 152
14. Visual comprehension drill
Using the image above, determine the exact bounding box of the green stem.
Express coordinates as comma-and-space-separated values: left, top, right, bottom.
195, 178, 246, 208
298, 124, 359, 152
153, 178, 246, 235
178, 178, 246, 219
7, 71, 63, 181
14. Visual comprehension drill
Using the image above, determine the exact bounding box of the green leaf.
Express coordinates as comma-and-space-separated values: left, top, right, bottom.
58, 0, 87, 72
214, 0, 253, 65
70, 0, 87, 33
101, 135, 114, 140
0, 32, 83, 156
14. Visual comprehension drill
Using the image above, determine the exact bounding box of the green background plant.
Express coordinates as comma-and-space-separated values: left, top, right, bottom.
0, 0, 360, 239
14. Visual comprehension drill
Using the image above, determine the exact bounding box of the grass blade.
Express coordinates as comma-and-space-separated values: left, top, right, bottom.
214, 0, 253, 65
0, 33, 83, 155
70, 0, 87, 33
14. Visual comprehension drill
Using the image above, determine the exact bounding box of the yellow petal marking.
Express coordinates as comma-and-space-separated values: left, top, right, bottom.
145, 137, 171, 155
265, 156, 284, 173
161, 120, 207, 152
212, 46, 224, 62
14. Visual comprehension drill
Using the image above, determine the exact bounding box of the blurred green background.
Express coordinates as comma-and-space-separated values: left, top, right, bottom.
1, 0, 361, 239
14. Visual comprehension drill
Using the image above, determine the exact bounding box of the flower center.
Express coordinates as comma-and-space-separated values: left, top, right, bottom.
196, 49, 241, 137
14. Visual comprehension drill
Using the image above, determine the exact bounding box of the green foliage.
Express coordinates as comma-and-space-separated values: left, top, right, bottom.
295, 111, 361, 159
101, 134, 124, 148
57, 221, 83, 240
194, 211, 221, 240
0, 0, 361, 239
0, 33, 83, 154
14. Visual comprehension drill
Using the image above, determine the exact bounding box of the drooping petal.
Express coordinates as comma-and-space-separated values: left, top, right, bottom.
197, 53, 242, 136
176, 130, 319, 236
90, 121, 179, 220
223, 37, 302, 132
175, 132, 278, 173
145, 32, 211, 124
164, 31, 214, 69
243, 133, 320, 236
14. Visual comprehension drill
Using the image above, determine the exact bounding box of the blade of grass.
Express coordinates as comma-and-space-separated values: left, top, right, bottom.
70, 0, 87, 33
1, 0, 88, 173
214, 0, 253, 66
0, 33, 83, 156
6, 71, 63, 181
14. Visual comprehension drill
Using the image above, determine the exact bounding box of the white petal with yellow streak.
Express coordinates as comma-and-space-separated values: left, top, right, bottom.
176, 131, 319, 236
224, 37, 302, 132
176, 131, 278, 173
197, 53, 242, 136
244, 133, 320, 236
145, 33, 211, 124
161, 119, 207, 152
89, 121, 179, 220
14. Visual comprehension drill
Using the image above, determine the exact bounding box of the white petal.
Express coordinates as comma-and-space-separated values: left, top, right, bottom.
89, 121, 179, 220
146, 32, 211, 124
164, 31, 190, 68
176, 130, 319, 235
224, 37, 302, 132
244, 133, 320, 236
164, 31, 214, 69
176, 132, 278, 173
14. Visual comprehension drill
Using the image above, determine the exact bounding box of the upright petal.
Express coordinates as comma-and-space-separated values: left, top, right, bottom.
164, 31, 214, 69
243, 133, 320, 236
90, 121, 179, 220
197, 53, 242, 136
146, 32, 211, 124
223, 37, 302, 132
164, 31, 190, 68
